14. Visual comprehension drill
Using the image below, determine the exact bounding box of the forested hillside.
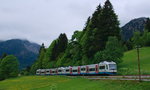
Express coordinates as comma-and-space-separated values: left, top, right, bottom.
30, 0, 122, 73
30, 0, 150, 74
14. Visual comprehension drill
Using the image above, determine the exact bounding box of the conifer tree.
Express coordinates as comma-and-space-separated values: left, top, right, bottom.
42, 33, 68, 68
145, 18, 150, 32
97, 0, 120, 50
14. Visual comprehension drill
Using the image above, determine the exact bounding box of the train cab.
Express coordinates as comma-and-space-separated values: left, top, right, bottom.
99, 61, 117, 75
36, 69, 41, 75
40, 69, 46, 75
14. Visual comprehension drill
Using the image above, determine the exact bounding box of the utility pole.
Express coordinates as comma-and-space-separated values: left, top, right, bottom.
136, 45, 141, 82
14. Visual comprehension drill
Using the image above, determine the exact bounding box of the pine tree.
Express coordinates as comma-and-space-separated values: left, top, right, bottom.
42, 33, 68, 68
90, 4, 102, 29
93, 0, 120, 51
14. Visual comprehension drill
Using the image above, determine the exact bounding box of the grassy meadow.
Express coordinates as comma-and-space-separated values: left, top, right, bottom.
0, 76, 150, 90
118, 47, 150, 75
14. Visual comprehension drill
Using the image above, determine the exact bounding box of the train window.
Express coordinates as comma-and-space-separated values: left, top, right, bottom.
109, 64, 116, 70
73, 70, 77, 72
58, 70, 62, 72
106, 65, 108, 70
89, 68, 95, 71
41, 72, 45, 73
81, 68, 86, 71
46, 71, 49, 72
99, 66, 105, 69
66, 69, 69, 72
52, 71, 55, 73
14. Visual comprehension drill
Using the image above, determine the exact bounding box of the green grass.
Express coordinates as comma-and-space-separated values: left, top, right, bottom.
0, 76, 150, 90
118, 47, 150, 75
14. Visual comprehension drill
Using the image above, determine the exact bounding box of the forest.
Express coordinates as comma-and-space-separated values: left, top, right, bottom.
28, 0, 150, 74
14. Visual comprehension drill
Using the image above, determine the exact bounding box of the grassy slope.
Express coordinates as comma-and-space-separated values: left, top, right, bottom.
0, 76, 150, 90
118, 47, 150, 75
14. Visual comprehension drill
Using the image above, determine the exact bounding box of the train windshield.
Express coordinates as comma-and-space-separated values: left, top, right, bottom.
109, 64, 117, 70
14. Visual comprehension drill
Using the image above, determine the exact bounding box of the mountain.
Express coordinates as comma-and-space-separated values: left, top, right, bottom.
121, 17, 148, 41
0, 39, 40, 69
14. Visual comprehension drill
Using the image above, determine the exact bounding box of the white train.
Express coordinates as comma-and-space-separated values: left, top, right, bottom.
36, 61, 117, 75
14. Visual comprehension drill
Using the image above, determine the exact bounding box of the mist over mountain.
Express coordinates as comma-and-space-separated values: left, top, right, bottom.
121, 17, 148, 40
0, 39, 40, 69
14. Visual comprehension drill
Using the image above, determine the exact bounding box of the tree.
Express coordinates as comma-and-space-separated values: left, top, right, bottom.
141, 30, 150, 46
81, 0, 120, 59
132, 31, 143, 47
0, 55, 19, 80
0, 53, 7, 60
41, 33, 68, 68
94, 36, 124, 64
97, 0, 120, 50
30, 43, 46, 74
145, 18, 150, 32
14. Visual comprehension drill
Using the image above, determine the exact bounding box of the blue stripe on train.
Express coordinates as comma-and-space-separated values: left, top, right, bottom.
39, 72, 116, 75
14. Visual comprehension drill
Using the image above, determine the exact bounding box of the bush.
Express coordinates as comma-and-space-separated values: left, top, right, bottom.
0, 55, 19, 80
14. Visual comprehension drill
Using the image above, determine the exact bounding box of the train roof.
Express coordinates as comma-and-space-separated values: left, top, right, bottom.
99, 61, 116, 64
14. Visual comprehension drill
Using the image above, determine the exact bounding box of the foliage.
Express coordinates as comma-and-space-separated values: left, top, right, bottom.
30, 43, 46, 74
132, 31, 143, 47
31, 33, 68, 72
145, 18, 150, 32
131, 30, 150, 48
94, 36, 124, 64
31, 0, 123, 72
0, 55, 19, 80
141, 30, 150, 46
57, 41, 83, 66
80, 0, 120, 60
124, 40, 133, 50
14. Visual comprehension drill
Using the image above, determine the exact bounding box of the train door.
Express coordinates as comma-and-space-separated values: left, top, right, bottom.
56, 69, 58, 74
86, 66, 89, 73
78, 67, 80, 74
70, 68, 72, 74
50, 70, 52, 75
95, 65, 99, 73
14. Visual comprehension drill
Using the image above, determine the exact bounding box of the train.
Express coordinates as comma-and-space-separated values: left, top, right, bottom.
36, 61, 117, 76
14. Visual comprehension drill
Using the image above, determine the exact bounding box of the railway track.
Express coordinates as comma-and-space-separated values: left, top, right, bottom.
71, 75, 150, 81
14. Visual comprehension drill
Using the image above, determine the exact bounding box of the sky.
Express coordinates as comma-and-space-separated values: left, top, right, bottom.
0, 0, 150, 47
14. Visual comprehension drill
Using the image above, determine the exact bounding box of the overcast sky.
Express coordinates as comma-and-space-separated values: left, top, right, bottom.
0, 0, 150, 47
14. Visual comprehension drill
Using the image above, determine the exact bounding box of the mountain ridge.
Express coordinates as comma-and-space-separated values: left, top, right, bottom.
121, 17, 148, 40
0, 39, 40, 69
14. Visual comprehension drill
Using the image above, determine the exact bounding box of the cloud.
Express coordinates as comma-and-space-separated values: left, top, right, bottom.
0, 0, 149, 46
